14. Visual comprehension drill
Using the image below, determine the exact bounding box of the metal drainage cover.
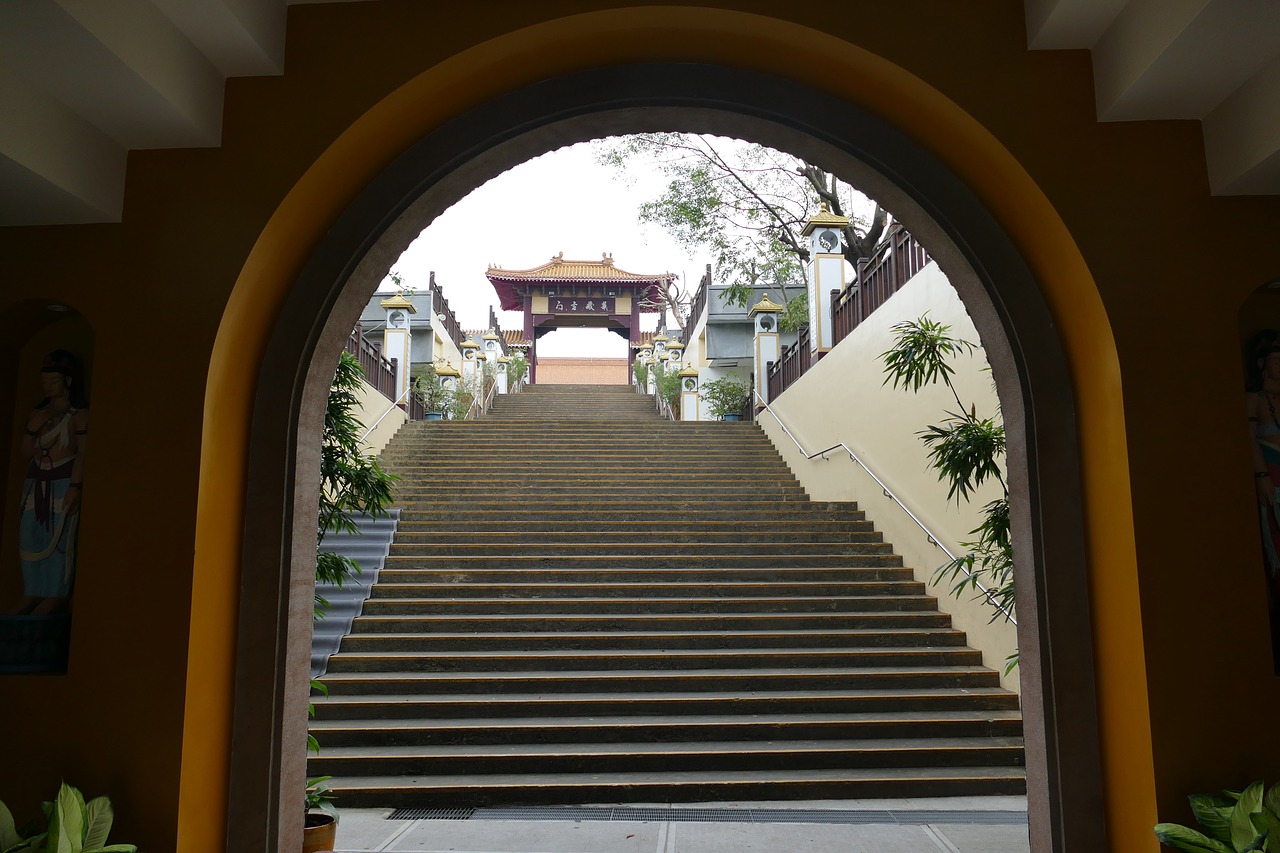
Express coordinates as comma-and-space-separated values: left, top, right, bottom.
388, 807, 1028, 825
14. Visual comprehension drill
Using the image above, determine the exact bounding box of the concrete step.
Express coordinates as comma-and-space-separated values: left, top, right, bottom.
309, 735, 1025, 776
317, 764, 1026, 807
310, 709, 1024, 747
348, 611, 948, 633
385, 541, 891, 557
366, 580, 930, 599
322, 645, 986, 673
359, 594, 937, 615
315, 665, 1003, 696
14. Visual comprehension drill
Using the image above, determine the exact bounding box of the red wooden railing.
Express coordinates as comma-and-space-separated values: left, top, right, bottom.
766, 224, 930, 401
685, 264, 711, 331
832, 223, 931, 343
347, 327, 397, 401
428, 271, 466, 349
766, 325, 811, 401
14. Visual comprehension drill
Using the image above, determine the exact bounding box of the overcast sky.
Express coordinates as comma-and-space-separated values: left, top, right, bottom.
381, 141, 704, 357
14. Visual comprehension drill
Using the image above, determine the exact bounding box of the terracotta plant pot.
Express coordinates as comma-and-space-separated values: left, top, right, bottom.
302, 813, 337, 853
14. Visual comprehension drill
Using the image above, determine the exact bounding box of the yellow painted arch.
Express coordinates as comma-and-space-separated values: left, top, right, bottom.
190, 7, 1148, 851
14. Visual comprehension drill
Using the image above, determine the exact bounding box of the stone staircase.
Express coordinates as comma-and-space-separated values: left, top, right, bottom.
308, 384, 1024, 807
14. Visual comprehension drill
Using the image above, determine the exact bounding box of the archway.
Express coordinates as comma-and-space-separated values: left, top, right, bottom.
218, 63, 1106, 852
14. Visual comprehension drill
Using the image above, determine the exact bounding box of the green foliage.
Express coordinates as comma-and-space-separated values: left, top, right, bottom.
507, 352, 529, 385
412, 362, 448, 413
595, 134, 887, 326
305, 776, 338, 819
306, 678, 329, 755
0, 782, 136, 853
633, 360, 649, 388
779, 291, 808, 333
595, 134, 884, 287
1156, 781, 1280, 852
881, 317, 1015, 644
449, 388, 474, 421
881, 316, 976, 394
317, 351, 397, 617
701, 373, 752, 420
919, 410, 1007, 502
655, 368, 681, 413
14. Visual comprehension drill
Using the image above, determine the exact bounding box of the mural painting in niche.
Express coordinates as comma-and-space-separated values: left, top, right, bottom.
0, 350, 88, 674
1245, 330, 1280, 670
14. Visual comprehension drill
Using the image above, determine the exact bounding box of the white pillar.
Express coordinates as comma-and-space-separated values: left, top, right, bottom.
379, 292, 417, 404
802, 205, 850, 356
678, 364, 699, 421
749, 293, 783, 409
496, 356, 509, 394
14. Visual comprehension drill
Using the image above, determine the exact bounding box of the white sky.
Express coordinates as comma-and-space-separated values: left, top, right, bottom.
380, 142, 704, 357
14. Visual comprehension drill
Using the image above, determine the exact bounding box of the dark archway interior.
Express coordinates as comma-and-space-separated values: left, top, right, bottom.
231, 64, 1098, 852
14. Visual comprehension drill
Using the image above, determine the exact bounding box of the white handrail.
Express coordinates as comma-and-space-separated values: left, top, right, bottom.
358, 385, 411, 444
753, 389, 1016, 625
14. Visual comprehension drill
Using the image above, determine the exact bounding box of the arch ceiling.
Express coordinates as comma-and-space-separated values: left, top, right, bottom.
0, 0, 1277, 227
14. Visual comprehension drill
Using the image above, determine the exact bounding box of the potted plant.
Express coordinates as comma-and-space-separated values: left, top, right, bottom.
302, 776, 338, 853
702, 372, 752, 421
1154, 779, 1280, 852
1, 780, 137, 852
412, 363, 449, 420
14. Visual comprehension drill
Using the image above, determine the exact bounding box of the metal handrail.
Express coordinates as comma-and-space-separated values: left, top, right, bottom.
753, 389, 1016, 625
358, 385, 411, 444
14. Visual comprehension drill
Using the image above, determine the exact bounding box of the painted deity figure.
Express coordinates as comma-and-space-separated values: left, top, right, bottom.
13, 350, 88, 615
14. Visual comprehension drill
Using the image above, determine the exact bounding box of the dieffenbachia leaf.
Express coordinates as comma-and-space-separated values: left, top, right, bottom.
1153, 823, 1233, 853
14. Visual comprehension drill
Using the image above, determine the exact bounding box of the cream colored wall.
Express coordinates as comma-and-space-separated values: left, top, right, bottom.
756, 263, 1019, 690
433, 325, 463, 371
353, 376, 406, 455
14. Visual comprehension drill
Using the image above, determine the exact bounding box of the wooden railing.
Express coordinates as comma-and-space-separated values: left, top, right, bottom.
766, 324, 811, 401
407, 389, 425, 420
428, 271, 466, 349
347, 327, 397, 401
685, 264, 711, 331
832, 223, 931, 343
488, 306, 509, 356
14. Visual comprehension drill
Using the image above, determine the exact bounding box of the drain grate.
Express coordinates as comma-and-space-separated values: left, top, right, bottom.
388, 806, 1027, 825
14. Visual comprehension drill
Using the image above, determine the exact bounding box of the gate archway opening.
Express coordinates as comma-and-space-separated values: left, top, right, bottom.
224, 63, 1102, 853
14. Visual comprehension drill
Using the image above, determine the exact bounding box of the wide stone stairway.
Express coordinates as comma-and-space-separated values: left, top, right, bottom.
309, 384, 1024, 807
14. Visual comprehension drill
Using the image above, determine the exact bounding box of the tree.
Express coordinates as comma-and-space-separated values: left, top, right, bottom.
880, 316, 1016, 672
595, 133, 887, 328
316, 350, 397, 617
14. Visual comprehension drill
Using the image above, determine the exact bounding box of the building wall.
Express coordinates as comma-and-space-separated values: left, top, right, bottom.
756, 263, 1018, 688
353, 376, 407, 456
536, 357, 629, 385
0, 4, 1275, 852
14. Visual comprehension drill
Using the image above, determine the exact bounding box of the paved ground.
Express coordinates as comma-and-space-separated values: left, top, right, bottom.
330, 797, 1030, 852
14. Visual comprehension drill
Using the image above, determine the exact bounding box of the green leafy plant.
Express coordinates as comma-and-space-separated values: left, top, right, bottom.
633, 360, 649, 389
881, 316, 1016, 671
306, 677, 329, 755
701, 372, 752, 420
412, 362, 448, 414
449, 387, 473, 421
0, 781, 137, 853
304, 776, 338, 820
507, 352, 528, 386
1155, 780, 1280, 852
316, 351, 397, 618
655, 368, 681, 414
